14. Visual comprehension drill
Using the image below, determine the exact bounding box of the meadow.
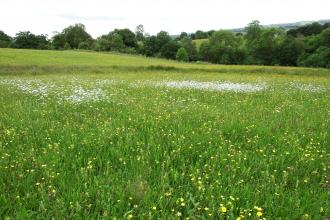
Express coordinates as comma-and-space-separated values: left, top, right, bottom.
0, 48, 329, 219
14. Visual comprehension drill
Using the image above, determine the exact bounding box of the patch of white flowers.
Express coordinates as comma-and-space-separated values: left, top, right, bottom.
156, 80, 267, 93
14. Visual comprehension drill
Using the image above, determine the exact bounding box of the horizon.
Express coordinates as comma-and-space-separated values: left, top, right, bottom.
1, 0, 330, 38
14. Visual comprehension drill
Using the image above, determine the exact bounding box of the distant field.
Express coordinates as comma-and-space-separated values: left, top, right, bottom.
193, 39, 209, 50
0, 49, 329, 219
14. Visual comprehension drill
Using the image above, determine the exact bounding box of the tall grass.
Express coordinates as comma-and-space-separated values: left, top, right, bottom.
0, 49, 329, 219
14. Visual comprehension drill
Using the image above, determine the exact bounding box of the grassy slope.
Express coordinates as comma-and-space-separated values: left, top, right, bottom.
0, 49, 329, 219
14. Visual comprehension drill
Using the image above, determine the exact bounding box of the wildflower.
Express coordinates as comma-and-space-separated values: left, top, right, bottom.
204, 207, 209, 211
127, 214, 133, 219
254, 206, 262, 212
152, 206, 157, 210
257, 212, 263, 217
180, 202, 185, 207
177, 212, 182, 217
220, 206, 227, 213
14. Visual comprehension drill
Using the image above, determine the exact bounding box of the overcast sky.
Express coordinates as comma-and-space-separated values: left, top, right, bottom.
1, 0, 329, 38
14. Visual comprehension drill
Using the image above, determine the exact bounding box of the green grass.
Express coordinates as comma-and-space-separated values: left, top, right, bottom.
0, 48, 329, 219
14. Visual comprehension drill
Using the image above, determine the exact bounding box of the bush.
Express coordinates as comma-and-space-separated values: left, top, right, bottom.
176, 47, 189, 62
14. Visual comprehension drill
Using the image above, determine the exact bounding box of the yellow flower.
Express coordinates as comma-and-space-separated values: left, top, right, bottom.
204, 207, 209, 211
220, 206, 227, 213
257, 211, 263, 217
127, 214, 133, 219
152, 206, 157, 210
236, 217, 242, 220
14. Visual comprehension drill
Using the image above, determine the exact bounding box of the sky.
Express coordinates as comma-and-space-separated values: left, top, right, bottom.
1, 0, 329, 38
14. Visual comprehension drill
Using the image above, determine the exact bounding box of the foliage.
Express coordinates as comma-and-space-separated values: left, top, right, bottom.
160, 40, 180, 59
179, 37, 198, 61
0, 30, 12, 48
110, 29, 137, 48
176, 47, 189, 62
298, 46, 330, 67
109, 33, 125, 52
62, 23, 92, 49
3, 21, 330, 68
135, 25, 145, 41
64, 42, 71, 50
51, 33, 66, 50
78, 41, 90, 50
275, 36, 304, 66
12, 31, 49, 49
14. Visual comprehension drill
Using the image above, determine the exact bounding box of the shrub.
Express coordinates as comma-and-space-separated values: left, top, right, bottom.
176, 47, 189, 62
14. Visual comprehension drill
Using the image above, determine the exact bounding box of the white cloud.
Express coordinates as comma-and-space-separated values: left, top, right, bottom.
0, 0, 329, 38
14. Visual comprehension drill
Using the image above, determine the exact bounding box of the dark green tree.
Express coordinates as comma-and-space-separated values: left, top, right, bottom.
110, 33, 125, 52
62, 23, 92, 49
0, 30, 12, 48
143, 36, 160, 57
110, 29, 137, 48
275, 36, 304, 66
13, 31, 49, 49
298, 46, 330, 68
160, 40, 180, 59
51, 32, 66, 49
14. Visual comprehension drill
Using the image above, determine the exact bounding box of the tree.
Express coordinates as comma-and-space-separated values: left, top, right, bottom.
195, 30, 208, 39
0, 30, 12, 48
51, 32, 66, 49
160, 40, 180, 59
275, 36, 304, 66
176, 47, 189, 62
78, 42, 90, 50
135, 25, 145, 41
298, 46, 330, 68
319, 28, 330, 47
180, 36, 198, 61
64, 42, 71, 50
13, 31, 49, 49
110, 33, 125, 52
199, 41, 212, 62
245, 20, 262, 42
95, 38, 111, 51
179, 32, 189, 40
207, 30, 244, 64
254, 28, 284, 65
143, 36, 160, 57
156, 31, 172, 47
288, 22, 323, 37
62, 23, 92, 49
110, 29, 137, 48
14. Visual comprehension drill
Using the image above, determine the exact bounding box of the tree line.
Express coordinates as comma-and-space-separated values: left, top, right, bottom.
0, 21, 329, 67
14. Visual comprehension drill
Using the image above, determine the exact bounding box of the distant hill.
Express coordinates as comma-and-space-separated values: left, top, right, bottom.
230, 19, 330, 33
172, 19, 330, 37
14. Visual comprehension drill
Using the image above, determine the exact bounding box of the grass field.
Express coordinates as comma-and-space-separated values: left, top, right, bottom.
0, 48, 329, 219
